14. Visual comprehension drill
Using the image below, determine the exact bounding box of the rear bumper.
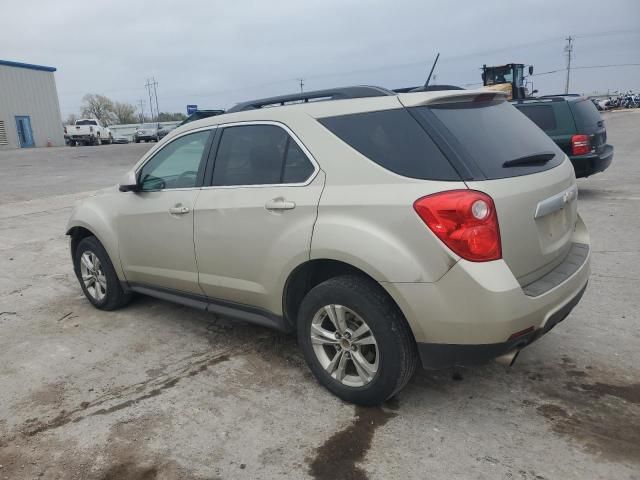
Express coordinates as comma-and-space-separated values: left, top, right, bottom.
415, 281, 587, 369
570, 144, 613, 178
382, 214, 590, 369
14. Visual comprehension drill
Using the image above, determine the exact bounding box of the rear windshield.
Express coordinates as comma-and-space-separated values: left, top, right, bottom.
570, 99, 602, 131
513, 104, 557, 131
412, 99, 564, 180
76, 120, 97, 126
318, 108, 460, 181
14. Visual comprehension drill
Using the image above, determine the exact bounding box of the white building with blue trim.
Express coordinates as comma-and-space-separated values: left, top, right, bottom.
0, 59, 65, 149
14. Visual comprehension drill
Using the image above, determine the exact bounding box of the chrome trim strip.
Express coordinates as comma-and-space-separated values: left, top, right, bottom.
534, 184, 578, 219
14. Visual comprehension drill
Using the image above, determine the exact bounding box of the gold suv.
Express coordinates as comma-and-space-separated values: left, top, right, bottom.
67, 87, 590, 405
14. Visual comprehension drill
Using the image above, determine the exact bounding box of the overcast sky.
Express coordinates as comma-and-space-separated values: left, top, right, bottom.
2, 0, 639, 118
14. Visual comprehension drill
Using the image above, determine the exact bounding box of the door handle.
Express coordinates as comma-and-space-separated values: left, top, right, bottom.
168, 206, 190, 215
265, 198, 296, 211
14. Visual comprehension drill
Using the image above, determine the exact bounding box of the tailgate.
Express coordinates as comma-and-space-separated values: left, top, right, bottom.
570, 98, 608, 152
466, 159, 577, 284
404, 92, 578, 285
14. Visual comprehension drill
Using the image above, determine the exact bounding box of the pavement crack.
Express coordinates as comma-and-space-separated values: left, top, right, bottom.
19, 349, 233, 438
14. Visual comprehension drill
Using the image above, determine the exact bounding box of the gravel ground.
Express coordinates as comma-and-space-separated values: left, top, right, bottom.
0, 112, 638, 480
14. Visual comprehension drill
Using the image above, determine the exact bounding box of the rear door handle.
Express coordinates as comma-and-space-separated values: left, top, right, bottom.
168, 206, 190, 215
265, 198, 296, 211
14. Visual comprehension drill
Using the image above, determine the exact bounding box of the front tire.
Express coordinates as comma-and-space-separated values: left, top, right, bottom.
297, 275, 418, 406
73, 236, 132, 311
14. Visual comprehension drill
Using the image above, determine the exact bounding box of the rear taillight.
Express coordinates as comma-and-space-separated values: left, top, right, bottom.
571, 134, 591, 156
90, 126, 94, 133
413, 190, 501, 262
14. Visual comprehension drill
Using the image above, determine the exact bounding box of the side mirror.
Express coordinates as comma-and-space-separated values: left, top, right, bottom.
118, 170, 140, 192
528, 65, 534, 76
531, 89, 539, 95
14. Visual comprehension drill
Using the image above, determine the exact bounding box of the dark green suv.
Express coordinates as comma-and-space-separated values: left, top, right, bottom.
513, 96, 614, 178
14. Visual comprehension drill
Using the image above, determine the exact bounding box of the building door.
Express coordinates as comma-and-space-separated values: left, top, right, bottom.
15, 116, 34, 147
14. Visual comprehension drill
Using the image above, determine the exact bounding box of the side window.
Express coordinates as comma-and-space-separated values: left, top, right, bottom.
283, 138, 315, 183
515, 105, 558, 131
319, 109, 459, 181
139, 130, 210, 191
211, 124, 315, 186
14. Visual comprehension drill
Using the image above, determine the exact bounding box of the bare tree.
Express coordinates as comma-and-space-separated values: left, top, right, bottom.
81, 94, 115, 125
111, 101, 138, 125
64, 113, 79, 126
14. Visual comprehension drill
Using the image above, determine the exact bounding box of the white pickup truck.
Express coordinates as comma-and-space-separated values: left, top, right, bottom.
65, 119, 112, 146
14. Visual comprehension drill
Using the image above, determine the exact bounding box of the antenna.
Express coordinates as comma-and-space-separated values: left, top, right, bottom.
424, 52, 440, 89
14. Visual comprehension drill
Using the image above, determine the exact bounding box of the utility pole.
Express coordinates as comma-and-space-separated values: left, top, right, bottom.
152, 77, 160, 121
564, 36, 573, 95
145, 79, 155, 121
299, 78, 304, 94
138, 99, 145, 123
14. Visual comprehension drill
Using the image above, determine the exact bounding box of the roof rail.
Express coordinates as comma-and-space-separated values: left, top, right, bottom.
226, 85, 395, 113
512, 96, 566, 103
393, 85, 465, 93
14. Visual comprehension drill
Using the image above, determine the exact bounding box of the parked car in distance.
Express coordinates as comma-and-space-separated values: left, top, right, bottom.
112, 136, 129, 144
134, 123, 161, 143
67, 87, 590, 405
513, 95, 613, 178
158, 124, 178, 139
178, 109, 225, 126
66, 119, 113, 146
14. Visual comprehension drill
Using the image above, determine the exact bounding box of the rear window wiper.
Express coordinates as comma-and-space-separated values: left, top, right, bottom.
503, 152, 556, 168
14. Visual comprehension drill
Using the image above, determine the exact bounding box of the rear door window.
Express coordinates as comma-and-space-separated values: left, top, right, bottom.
211, 124, 315, 186
412, 99, 564, 180
318, 109, 460, 181
514, 104, 557, 131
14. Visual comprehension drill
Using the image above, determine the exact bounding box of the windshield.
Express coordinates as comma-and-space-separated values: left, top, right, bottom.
485, 66, 513, 85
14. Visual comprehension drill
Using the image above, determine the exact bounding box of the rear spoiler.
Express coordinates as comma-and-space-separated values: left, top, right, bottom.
397, 89, 508, 108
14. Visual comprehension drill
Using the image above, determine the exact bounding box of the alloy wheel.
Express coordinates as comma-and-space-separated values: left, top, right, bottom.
79, 251, 107, 301
310, 304, 379, 387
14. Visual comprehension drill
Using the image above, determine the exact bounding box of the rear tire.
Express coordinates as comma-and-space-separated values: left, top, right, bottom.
297, 275, 418, 406
73, 236, 132, 311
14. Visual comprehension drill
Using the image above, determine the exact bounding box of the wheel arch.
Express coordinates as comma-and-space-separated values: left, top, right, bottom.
66, 207, 124, 280
282, 258, 409, 333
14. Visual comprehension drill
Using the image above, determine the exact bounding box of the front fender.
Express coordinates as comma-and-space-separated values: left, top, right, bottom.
66, 195, 124, 280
